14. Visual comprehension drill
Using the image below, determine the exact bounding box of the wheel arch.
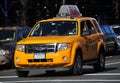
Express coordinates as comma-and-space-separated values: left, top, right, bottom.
97, 42, 105, 57
71, 47, 83, 66
69, 47, 83, 75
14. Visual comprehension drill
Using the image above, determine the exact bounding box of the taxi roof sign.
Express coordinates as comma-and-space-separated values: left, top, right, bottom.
56, 5, 82, 18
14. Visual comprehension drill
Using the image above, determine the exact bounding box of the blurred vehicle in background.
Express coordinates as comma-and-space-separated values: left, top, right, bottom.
101, 25, 117, 55
0, 27, 31, 68
111, 25, 120, 52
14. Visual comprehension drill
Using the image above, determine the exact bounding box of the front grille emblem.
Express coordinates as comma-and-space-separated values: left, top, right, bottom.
35, 47, 46, 51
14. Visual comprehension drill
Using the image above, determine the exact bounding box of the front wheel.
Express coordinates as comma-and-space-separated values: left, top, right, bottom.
93, 50, 105, 72
70, 51, 83, 75
16, 69, 29, 77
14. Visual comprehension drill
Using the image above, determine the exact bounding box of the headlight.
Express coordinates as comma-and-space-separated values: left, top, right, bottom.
16, 45, 25, 52
0, 50, 6, 55
57, 43, 69, 51
0, 49, 11, 56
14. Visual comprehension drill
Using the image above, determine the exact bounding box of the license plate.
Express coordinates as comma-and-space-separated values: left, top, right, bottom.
34, 53, 45, 59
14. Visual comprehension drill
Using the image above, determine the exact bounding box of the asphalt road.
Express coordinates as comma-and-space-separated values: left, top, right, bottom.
0, 55, 120, 83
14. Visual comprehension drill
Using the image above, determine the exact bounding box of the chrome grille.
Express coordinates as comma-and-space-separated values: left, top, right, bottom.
25, 44, 57, 53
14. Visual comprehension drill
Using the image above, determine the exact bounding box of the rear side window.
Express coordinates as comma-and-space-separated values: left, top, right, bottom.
92, 20, 101, 33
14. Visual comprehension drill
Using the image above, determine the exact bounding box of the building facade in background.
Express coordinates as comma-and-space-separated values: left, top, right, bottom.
0, 0, 120, 27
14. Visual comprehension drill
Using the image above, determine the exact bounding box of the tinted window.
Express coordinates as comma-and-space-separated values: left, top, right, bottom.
30, 21, 78, 36
80, 20, 96, 35
0, 30, 15, 42
92, 20, 101, 33
86, 20, 96, 34
112, 28, 120, 35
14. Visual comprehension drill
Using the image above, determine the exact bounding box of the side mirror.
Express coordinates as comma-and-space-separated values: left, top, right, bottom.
81, 30, 90, 36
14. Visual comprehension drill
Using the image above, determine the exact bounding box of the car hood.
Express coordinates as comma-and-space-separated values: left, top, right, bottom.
17, 36, 79, 44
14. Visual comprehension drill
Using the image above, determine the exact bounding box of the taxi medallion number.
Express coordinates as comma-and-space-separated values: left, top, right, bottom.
34, 53, 45, 59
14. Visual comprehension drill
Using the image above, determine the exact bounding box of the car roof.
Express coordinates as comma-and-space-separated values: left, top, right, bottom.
111, 25, 120, 28
38, 17, 96, 23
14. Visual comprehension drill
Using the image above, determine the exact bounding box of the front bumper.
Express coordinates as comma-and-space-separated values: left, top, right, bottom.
14, 48, 73, 68
16, 66, 72, 71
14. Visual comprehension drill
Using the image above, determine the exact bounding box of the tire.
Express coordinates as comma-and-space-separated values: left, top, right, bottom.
16, 69, 29, 77
70, 51, 83, 75
93, 50, 105, 72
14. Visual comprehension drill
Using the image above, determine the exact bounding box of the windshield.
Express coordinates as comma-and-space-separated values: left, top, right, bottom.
30, 21, 78, 36
0, 30, 15, 42
112, 28, 120, 35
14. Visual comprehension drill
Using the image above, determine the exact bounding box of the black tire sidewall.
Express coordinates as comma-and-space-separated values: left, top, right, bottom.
94, 50, 105, 72
71, 51, 83, 75
16, 69, 29, 77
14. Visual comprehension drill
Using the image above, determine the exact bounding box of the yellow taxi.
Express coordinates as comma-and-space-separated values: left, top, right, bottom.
14, 5, 105, 77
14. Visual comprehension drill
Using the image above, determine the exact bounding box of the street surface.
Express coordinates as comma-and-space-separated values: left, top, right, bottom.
0, 55, 120, 83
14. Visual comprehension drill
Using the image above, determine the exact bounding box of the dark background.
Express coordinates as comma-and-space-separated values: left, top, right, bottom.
0, 0, 120, 27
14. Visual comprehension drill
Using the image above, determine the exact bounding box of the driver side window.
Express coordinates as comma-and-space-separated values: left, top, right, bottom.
81, 20, 96, 36
81, 21, 89, 36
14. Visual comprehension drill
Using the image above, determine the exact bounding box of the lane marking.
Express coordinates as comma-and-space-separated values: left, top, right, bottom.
106, 61, 120, 66
0, 76, 17, 79
1, 79, 120, 83
85, 73, 120, 76
1, 73, 120, 82
1, 73, 120, 79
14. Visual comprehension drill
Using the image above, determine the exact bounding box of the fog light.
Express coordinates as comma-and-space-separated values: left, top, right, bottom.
63, 56, 67, 61
16, 57, 20, 62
